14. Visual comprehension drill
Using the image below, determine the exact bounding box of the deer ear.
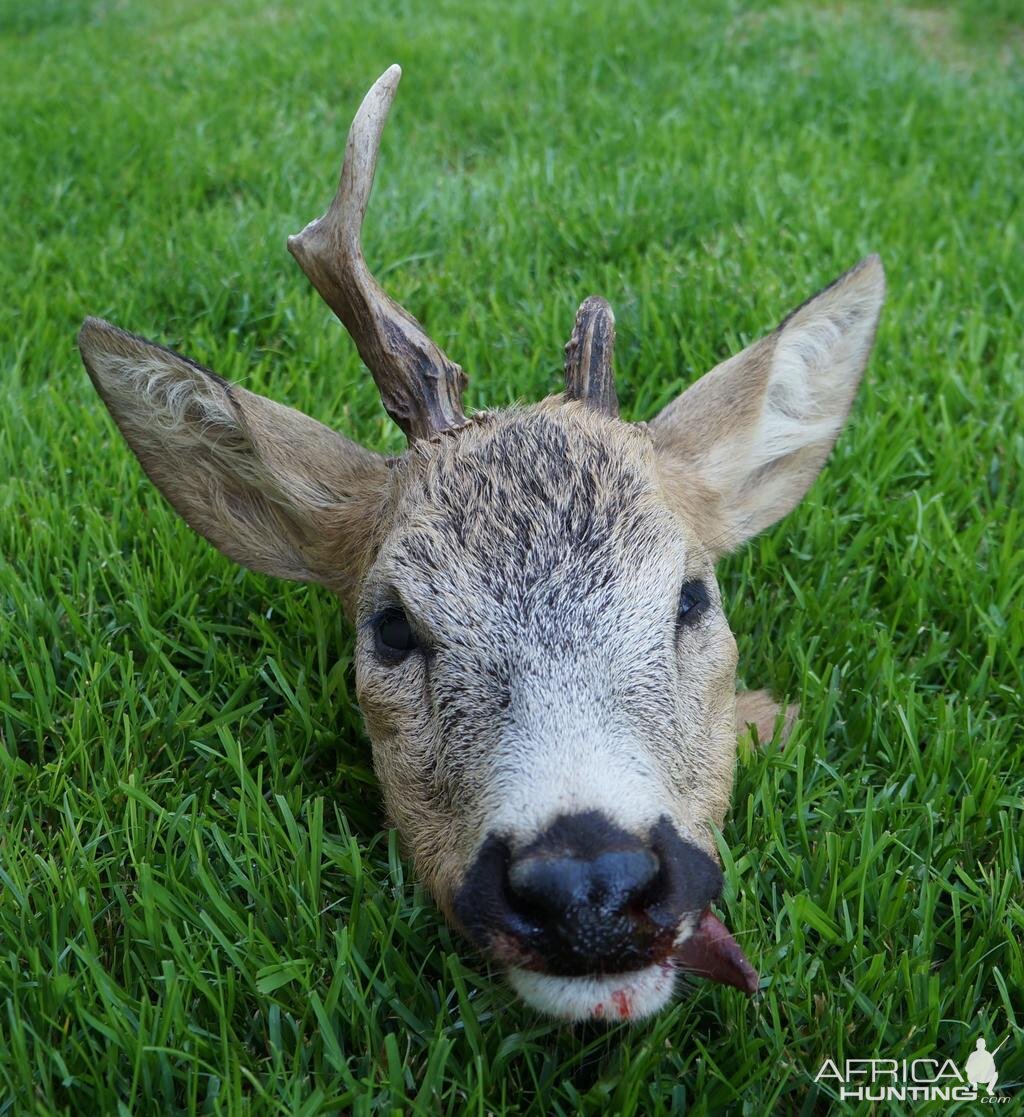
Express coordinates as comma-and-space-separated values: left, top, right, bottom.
79, 318, 390, 608
651, 256, 884, 555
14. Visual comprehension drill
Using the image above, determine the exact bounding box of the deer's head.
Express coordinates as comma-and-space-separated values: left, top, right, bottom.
79, 67, 884, 1022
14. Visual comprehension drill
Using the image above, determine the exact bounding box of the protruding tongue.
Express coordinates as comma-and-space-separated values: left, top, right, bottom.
673, 909, 759, 995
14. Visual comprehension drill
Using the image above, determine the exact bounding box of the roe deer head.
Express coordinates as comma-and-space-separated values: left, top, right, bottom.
78, 66, 884, 1021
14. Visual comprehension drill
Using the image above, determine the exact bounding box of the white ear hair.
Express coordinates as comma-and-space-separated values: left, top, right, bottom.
755, 256, 885, 467
79, 317, 390, 607
652, 255, 885, 552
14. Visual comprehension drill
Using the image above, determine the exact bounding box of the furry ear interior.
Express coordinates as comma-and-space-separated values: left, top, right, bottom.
78, 318, 391, 607
651, 255, 885, 554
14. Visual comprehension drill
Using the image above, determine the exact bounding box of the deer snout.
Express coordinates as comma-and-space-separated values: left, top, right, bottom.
454, 812, 724, 977
506, 843, 660, 973
508, 847, 660, 919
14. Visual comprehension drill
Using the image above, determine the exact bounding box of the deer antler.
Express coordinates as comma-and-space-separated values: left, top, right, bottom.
288, 65, 468, 444
564, 295, 618, 417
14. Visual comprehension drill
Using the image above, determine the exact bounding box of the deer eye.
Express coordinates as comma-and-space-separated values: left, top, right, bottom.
374, 607, 418, 661
677, 580, 710, 628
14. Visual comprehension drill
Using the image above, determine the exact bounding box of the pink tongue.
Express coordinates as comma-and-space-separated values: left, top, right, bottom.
673, 909, 759, 996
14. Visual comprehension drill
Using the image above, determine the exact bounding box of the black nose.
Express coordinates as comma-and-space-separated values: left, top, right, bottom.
507, 845, 660, 971
505, 813, 669, 974
454, 812, 724, 976
508, 846, 659, 926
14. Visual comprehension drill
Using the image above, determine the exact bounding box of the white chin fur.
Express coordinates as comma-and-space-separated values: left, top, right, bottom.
508, 964, 677, 1022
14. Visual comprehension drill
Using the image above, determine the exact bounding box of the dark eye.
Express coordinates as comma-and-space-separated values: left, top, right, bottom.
677, 580, 711, 627
374, 607, 418, 661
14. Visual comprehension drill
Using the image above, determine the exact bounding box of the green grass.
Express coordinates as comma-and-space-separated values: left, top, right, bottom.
1, 0, 1022, 1113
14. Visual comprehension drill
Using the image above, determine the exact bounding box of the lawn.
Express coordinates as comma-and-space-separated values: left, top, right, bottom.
1, 0, 1022, 1113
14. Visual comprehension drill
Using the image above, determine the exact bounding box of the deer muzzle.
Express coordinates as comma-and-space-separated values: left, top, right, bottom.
453, 811, 758, 1019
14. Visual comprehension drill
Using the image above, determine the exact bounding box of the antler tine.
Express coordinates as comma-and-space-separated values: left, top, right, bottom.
564, 295, 619, 417
287, 65, 468, 444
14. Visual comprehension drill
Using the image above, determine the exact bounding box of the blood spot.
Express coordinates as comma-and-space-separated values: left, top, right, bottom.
593, 1002, 605, 1018
611, 990, 632, 1019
